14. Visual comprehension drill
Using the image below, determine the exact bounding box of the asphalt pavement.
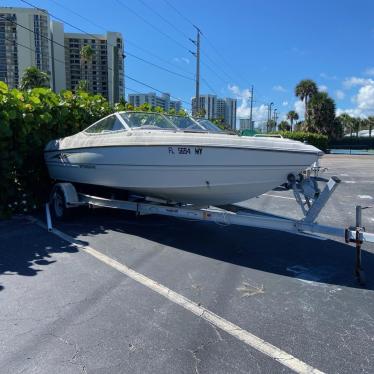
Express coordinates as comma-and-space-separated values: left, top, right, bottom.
1, 154, 374, 374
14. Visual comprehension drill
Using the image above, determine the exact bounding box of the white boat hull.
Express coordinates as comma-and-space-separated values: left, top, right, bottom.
45, 145, 319, 205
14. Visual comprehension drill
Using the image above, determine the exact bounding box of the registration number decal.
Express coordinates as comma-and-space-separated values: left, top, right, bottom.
168, 147, 203, 155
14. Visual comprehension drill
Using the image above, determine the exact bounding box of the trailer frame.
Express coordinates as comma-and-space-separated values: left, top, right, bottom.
46, 176, 374, 285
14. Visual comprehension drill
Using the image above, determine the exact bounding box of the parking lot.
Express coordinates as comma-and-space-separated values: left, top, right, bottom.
1, 154, 374, 373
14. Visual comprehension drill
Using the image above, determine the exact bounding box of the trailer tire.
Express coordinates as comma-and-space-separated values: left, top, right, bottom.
50, 186, 71, 221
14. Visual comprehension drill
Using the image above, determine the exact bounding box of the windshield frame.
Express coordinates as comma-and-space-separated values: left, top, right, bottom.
164, 114, 208, 132
118, 111, 178, 131
196, 119, 224, 133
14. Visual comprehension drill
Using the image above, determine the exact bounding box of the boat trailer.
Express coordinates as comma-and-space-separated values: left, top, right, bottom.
46, 172, 374, 285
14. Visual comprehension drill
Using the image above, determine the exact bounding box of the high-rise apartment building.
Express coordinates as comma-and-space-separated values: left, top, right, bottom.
0, 7, 124, 103
128, 92, 182, 112
191, 94, 217, 119
0, 7, 52, 89
224, 98, 237, 130
64, 32, 124, 104
216, 98, 226, 119
191, 94, 237, 129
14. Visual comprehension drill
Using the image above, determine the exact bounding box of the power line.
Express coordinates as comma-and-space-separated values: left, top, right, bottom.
126, 51, 194, 81
6, 33, 191, 107
201, 78, 218, 96
125, 75, 191, 107
160, 0, 268, 101
18, 0, 193, 105
23, 0, 196, 84
5, 22, 190, 107
3, 35, 66, 66
43, 0, 221, 99
46, 0, 196, 78
137, 0, 192, 40
113, 0, 190, 52
162, 0, 195, 27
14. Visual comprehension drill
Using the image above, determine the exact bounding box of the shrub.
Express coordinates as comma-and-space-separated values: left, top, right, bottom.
0, 82, 112, 217
273, 131, 328, 151
330, 137, 374, 149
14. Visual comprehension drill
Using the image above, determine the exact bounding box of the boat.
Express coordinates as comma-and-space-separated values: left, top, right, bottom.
44, 111, 323, 205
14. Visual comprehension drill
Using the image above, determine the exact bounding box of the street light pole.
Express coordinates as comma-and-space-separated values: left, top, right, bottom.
273, 109, 278, 131
267, 102, 274, 132
249, 85, 254, 131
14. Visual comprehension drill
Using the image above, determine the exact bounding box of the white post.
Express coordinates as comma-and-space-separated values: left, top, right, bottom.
45, 203, 53, 232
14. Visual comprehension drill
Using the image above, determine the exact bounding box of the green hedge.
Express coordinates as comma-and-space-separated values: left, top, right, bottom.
0, 82, 114, 218
329, 137, 374, 149
274, 131, 328, 151
0, 83, 188, 218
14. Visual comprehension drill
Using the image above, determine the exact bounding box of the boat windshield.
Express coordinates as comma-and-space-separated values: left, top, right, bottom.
120, 112, 177, 130
165, 115, 206, 131
197, 119, 223, 133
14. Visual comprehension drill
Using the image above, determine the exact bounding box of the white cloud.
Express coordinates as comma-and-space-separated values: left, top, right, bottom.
336, 108, 366, 118
173, 57, 190, 64
294, 100, 305, 119
335, 90, 345, 100
343, 77, 374, 89
272, 85, 287, 92
319, 85, 328, 92
228, 84, 251, 100
320, 72, 337, 80
337, 81, 374, 117
364, 67, 374, 76
356, 84, 374, 110
228, 84, 267, 125
282, 101, 288, 106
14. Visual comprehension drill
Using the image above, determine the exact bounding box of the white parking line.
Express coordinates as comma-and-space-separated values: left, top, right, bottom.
263, 193, 295, 200
358, 195, 373, 200
35, 220, 325, 374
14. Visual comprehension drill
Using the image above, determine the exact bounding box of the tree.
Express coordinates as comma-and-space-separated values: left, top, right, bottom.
278, 120, 291, 131
266, 119, 276, 132
153, 106, 164, 113
286, 110, 299, 132
337, 113, 353, 137
368, 116, 374, 138
295, 79, 318, 122
76, 80, 89, 92
306, 91, 336, 137
19, 66, 50, 90
80, 44, 94, 92
351, 118, 361, 137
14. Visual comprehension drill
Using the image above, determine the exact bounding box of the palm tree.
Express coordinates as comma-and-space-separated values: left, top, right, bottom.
19, 66, 50, 90
337, 113, 353, 137
367, 116, 374, 138
80, 44, 94, 92
295, 79, 318, 122
351, 118, 361, 138
286, 110, 299, 132
306, 91, 336, 136
278, 120, 291, 131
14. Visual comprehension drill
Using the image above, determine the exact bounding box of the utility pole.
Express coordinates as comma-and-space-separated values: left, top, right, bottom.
190, 26, 201, 116
249, 85, 254, 131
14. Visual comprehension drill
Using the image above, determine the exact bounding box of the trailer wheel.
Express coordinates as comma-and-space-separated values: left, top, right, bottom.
50, 186, 70, 221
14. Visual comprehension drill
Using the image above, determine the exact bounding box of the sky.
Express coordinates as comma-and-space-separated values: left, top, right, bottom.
6, 0, 374, 126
